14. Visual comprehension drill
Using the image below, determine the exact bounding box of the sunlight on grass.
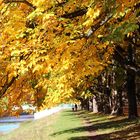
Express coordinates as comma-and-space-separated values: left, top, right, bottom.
0, 113, 58, 140
49, 110, 89, 139
78, 110, 140, 140
0, 110, 88, 140
0, 110, 140, 140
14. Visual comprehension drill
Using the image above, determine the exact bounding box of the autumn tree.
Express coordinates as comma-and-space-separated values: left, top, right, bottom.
0, 0, 139, 118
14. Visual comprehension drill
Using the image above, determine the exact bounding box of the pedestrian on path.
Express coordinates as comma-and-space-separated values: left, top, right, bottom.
72, 104, 74, 111
75, 104, 78, 111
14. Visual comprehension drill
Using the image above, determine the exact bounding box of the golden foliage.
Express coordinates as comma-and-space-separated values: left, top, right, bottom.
0, 0, 139, 113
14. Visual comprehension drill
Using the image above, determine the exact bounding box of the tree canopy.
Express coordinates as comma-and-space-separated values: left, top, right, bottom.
0, 0, 139, 115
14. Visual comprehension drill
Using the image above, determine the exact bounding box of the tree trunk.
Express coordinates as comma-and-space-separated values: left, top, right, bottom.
127, 70, 138, 118
127, 45, 138, 118
117, 89, 123, 115
92, 96, 98, 113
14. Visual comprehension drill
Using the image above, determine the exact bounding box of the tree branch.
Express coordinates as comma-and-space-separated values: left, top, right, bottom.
61, 8, 87, 18
42, 0, 69, 13
113, 45, 140, 76
90, 13, 113, 35
0, 51, 32, 98
0, 76, 18, 98
72, 13, 113, 40
3, 0, 36, 9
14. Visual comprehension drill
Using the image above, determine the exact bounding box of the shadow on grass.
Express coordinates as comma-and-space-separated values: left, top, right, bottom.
68, 135, 108, 140
76, 111, 109, 123
51, 118, 135, 134
67, 125, 140, 140
51, 110, 140, 140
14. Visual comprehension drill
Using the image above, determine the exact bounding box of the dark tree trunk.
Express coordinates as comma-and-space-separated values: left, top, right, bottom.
127, 70, 138, 118
80, 98, 89, 110
127, 45, 138, 118
80, 99, 84, 110
117, 89, 123, 115
85, 99, 90, 111
104, 87, 111, 114
96, 94, 104, 112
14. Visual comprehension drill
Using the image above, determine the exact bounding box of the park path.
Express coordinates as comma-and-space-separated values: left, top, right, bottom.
75, 110, 103, 140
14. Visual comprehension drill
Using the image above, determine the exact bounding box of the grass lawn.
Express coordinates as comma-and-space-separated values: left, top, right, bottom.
70, 111, 140, 140
0, 109, 140, 140
0, 110, 88, 140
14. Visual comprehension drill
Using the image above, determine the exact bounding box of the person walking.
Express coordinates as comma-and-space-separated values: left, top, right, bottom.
72, 104, 74, 111
75, 104, 78, 111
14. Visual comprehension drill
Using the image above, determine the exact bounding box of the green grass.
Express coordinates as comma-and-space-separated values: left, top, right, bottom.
0, 110, 140, 140
0, 110, 88, 140
71, 111, 140, 140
